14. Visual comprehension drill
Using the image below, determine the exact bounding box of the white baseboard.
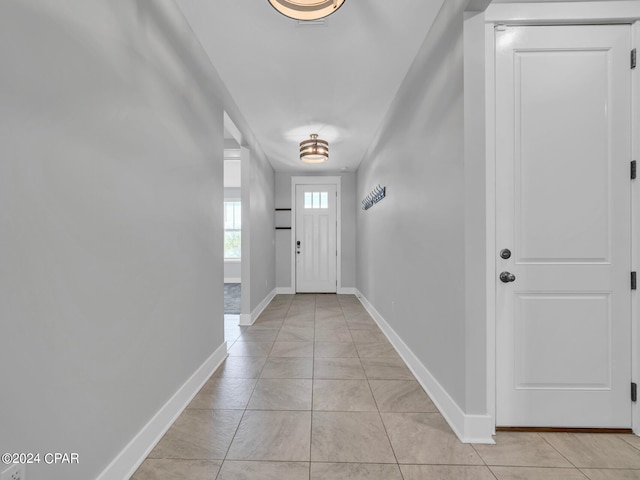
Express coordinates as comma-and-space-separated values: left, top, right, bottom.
276, 287, 295, 295
239, 288, 277, 326
355, 290, 494, 444
96, 342, 228, 480
273, 287, 356, 295
337, 287, 357, 295
224, 277, 241, 283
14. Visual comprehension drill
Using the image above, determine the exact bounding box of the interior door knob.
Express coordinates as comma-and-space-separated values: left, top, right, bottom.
499, 271, 516, 283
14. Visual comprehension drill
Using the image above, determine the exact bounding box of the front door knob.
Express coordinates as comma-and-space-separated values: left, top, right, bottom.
499, 271, 516, 283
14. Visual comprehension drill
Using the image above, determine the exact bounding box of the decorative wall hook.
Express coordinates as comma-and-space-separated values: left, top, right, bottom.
362, 184, 386, 210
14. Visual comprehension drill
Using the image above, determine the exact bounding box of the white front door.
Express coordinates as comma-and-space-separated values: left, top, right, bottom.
495, 25, 632, 428
295, 184, 337, 293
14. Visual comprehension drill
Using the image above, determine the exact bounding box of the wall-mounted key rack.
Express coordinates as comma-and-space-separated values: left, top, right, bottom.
361, 185, 386, 210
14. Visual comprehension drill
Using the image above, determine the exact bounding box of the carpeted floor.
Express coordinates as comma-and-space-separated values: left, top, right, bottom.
224, 283, 241, 314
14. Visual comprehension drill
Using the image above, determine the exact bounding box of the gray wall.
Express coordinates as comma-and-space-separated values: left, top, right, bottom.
275, 173, 293, 288
0, 2, 274, 479
357, 0, 479, 411
275, 172, 356, 290
248, 152, 276, 309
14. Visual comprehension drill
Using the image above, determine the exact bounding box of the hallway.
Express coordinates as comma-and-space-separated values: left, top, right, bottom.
132, 294, 640, 480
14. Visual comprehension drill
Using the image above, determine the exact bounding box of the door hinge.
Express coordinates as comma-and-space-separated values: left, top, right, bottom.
632, 271, 637, 290
632, 48, 637, 69
632, 382, 637, 402
632, 160, 637, 180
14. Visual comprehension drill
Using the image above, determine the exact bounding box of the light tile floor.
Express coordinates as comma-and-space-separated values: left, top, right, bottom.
132, 294, 640, 480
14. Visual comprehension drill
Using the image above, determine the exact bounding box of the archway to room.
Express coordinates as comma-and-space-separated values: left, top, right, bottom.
223, 112, 246, 342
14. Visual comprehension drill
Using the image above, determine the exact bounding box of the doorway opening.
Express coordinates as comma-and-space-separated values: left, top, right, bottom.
223, 113, 246, 334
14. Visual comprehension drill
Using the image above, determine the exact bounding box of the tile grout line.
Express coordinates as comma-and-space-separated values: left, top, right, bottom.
340, 295, 501, 478
214, 355, 266, 474
215, 296, 293, 479
343, 299, 406, 480
618, 434, 640, 452
140, 295, 404, 478
310, 294, 316, 479
537, 432, 581, 470
146, 296, 637, 479
468, 442, 500, 480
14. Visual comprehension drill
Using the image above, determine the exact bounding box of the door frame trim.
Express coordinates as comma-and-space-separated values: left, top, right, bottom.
484, 1, 640, 436
290, 176, 342, 293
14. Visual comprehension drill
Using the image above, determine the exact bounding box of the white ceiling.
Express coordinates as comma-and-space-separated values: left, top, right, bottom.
176, 0, 445, 172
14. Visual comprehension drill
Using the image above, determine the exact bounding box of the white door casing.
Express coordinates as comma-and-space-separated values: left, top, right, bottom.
295, 184, 337, 293
495, 25, 632, 427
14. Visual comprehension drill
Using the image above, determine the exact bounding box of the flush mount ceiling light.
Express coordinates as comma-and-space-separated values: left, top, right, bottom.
300, 134, 328, 163
267, 0, 346, 21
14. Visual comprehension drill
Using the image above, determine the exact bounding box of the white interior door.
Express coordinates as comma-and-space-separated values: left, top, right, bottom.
495, 25, 632, 427
295, 184, 337, 293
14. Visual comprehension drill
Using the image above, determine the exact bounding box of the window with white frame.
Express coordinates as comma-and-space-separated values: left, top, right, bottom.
224, 201, 241, 259
304, 191, 328, 209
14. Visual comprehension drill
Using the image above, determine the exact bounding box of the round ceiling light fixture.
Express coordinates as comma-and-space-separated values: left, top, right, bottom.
267, 0, 346, 21
300, 134, 328, 163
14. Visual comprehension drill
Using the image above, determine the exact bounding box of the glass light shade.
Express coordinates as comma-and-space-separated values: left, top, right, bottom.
300, 134, 329, 163
267, 0, 346, 21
